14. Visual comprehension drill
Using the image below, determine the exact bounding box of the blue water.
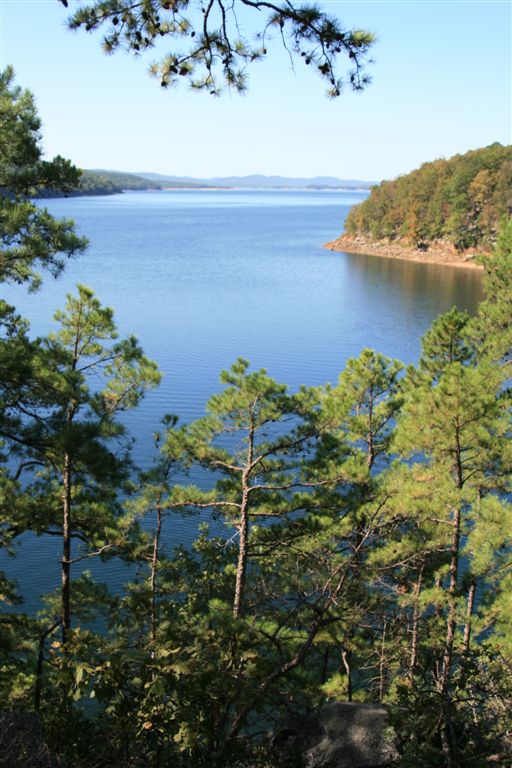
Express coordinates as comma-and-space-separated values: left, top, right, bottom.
1, 189, 484, 606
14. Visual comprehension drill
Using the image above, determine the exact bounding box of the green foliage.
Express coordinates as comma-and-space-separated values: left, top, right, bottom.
62, 0, 374, 97
390, 648, 512, 767
0, 70, 160, 739
161, 358, 320, 619
318, 348, 403, 473
471, 216, 512, 365
0, 66, 79, 195
0, 67, 87, 289
344, 143, 512, 251
377, 290, 512, 764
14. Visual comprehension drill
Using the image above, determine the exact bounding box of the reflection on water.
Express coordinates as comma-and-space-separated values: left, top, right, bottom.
344, 251, 483, 312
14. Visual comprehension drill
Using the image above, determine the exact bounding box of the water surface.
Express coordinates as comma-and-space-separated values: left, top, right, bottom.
2, 189, 484, 604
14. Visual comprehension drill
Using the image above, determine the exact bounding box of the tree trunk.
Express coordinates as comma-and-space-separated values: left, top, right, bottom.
342, 647, 352, 702
408, 567, 423, 682
233, 495, 249, 619
150, 498, 163, 643
463, 578, 476, 654
232, 412, 254, 619
379, 618, 387, 701
34, 619, 60, 710
439, 505, 461, 695
440, 721, 453, 768
61, 452, 72, 645
439, 431, 464, 696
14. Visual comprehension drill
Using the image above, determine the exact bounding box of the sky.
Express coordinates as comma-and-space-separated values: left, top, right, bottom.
0, 0, 510, 181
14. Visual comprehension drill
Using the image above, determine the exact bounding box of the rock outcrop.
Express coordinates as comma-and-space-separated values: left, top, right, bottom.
273, 701, 397, 768
324, 234, 483, 270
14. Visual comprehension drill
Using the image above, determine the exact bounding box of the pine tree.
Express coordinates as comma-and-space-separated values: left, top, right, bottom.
0, 69, 90, 711
25, 285, 161, 644
310, 349, 404, 702
387, 306, 512, 765
164, 358, 316, 618
61, 0, 374, 98
471, 217, 512, 365
0, 66, 86, 289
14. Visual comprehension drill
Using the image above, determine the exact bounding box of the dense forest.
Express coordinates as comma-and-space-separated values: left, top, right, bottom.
1, 65, 512, 768
344, 144, 512, 251
34, 169, 163, 198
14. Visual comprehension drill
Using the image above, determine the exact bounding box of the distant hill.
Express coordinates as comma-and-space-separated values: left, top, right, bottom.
92, 171, 215, 190
342, 143, 512, 252
35, 170, 163, 198
135, 173, 374, 190
85, 170, 162, 191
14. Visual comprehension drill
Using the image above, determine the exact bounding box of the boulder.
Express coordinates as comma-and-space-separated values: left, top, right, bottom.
273, 701, 397, 768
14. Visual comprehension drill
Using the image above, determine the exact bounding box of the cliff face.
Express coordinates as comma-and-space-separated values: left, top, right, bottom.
331, 143, 512, 264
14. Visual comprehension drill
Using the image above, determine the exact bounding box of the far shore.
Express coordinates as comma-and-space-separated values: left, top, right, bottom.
324, 235, 485, 271
161, 185, 232, 191
160, 185, 370, 192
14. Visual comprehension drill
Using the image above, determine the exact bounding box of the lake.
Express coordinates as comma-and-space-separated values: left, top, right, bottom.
2, 189, 484, 605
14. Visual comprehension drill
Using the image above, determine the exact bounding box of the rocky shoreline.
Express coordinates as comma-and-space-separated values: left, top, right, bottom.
324, 234, 485, 270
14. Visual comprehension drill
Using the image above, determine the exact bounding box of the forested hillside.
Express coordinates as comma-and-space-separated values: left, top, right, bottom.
82, 170, 163, 192
35, 169, 162, 198
344, 143, 512, 251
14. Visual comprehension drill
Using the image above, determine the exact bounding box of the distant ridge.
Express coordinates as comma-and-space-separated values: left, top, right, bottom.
134, 172, 374, 190
89, 170, 215, 190
37, 168, 375, 198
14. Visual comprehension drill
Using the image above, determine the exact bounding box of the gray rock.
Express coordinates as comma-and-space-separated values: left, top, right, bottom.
274, 702, 397, 768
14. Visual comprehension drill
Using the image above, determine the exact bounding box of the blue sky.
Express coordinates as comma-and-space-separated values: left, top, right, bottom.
0, 0, 510, 180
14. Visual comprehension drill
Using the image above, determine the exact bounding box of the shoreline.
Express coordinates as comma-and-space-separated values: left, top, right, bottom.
324, 235, 485, 271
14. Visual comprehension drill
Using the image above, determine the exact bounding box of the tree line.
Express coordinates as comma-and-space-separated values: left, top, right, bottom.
1, 67, 512, 767
344, 143, 512, 252
34, 170, 163, 199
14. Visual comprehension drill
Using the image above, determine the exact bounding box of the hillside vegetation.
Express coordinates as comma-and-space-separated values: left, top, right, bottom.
344, 143, 512, 251
83, 169, 163, 192
35, 169, 162, 197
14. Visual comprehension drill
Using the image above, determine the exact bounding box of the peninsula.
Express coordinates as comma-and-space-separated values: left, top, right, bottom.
325, 143, 512, 268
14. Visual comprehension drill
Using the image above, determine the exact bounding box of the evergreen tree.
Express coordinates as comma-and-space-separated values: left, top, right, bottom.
471, 216, 512, 365
385, 307, 512, 766
309, 349, 404, 702
61, 0, 374, 97
21, 285, 161, 644
164, 358, 318, 618
0, 66, 86, 289
0, 68, 90, 711
0, 64, 87, 601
